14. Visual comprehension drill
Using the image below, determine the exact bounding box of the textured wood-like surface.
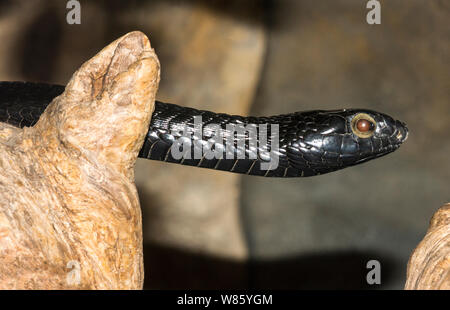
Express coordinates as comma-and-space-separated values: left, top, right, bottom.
405, 203, 450, 290
0, 31, 160, 289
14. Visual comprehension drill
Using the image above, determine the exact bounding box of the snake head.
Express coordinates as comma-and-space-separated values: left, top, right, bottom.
289, 109, 408, 175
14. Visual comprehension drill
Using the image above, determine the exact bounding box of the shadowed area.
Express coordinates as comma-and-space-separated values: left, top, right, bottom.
15, 7, 62, 82
143, 242, 399, 289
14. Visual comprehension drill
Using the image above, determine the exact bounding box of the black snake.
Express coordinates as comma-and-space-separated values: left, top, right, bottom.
0, 81, 408, 177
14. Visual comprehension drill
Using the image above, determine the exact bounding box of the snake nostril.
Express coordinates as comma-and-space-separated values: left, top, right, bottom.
395, 121, 408, 142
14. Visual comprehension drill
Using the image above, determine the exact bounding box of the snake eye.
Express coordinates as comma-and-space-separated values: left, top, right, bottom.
356, 119, 374, 132
351, 113, 376, 138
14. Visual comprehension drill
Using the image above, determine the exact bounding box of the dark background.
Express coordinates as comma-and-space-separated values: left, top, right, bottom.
0, 0, 448, 289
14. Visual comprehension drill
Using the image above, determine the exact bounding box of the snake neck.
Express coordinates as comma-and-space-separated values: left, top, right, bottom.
139, 102, 325, 177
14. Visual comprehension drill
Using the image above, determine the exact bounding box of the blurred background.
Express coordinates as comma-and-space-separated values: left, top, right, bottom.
0, 0, 448, 289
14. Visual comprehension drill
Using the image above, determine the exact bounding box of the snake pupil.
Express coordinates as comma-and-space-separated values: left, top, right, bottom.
356, 119, 373, 132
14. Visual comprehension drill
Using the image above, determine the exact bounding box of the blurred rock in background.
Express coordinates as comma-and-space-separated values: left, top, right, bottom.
0, 0, 448, 289
243, 0, 449, 289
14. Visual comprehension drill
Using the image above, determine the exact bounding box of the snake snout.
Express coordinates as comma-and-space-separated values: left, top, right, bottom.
395, 120, 408, 143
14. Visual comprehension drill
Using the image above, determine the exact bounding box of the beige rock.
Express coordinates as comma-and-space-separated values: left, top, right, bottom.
0, 31, 160, 289
405, 203, 450, 290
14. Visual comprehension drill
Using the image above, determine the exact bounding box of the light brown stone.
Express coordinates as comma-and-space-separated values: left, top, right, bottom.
0, 31, 160, 289
405, 203, 450, 290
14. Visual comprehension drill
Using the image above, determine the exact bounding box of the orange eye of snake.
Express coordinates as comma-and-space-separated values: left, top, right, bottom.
356, 119, 374, 133
351, 113, 376, 138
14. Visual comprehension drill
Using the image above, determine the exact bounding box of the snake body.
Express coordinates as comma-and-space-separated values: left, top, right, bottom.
0, 81, 408, 177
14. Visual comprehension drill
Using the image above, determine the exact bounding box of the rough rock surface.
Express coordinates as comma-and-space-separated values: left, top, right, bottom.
0, 31, 160, 289
405, 204, 450, 290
